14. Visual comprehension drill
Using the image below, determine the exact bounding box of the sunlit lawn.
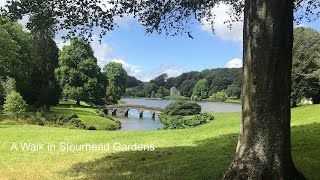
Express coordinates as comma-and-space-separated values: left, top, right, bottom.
0, 105, 319, 179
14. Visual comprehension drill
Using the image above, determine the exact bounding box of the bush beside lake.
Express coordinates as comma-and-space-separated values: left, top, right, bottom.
160, 113, 214, 129
162, 101, 201, 116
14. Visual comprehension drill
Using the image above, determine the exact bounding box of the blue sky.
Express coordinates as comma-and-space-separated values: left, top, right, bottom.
1, 1, 319, 82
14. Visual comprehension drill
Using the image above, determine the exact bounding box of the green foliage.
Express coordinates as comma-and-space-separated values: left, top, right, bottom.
55, 38, 104, 105
105, 79, 118, 105
161, 113, 214, 129
0, 19, 34, 102
27, 32, 61, 107
126, 76, 142, 88
209, 77, 232, 94
104, 62, 128, 104
162, 101, 201, 116
30, 111, 46, 126
225, 84, 241, 99
1, 77, 16, 96
86, 126, 97, 130
55, 114, 86, 129
150, 73, 168, 87
124, 84, 145, 97
291, 27, 320, 106
3, 90, 27, 121
180, 79, 196, 97
209, 91, 228, 102
144, 83, 159, 98
192, 79, 209, 100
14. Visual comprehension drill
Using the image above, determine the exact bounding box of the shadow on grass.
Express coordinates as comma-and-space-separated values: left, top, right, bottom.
62, 133, 238, 180
62, 123, 320, 180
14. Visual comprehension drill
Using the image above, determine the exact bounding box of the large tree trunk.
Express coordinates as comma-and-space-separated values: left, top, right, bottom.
224, 0, 304, 179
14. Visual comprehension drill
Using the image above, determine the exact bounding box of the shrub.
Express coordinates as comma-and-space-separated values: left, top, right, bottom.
162, 101, 201, 116
161, 113, 214, 130
86, 126, 97, 130
95, 109, 108, 118
55, 114, 86, 129
31, 111, 46, 126
209, 91, 228, 102
3, 91, 27, 121
71, 113, 78, 118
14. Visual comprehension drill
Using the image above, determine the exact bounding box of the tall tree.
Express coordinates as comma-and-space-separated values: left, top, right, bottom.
143, 83, 158, 98
291, 27, 320, 106
28, 32, 61, 108
180, 79, 196, 97
55, 38, 103, 106
192, 79, 209, 100
150, 73, 168, 87
0, 17, 33, 101
103, 62, 128, 104
5, 0, 319, 178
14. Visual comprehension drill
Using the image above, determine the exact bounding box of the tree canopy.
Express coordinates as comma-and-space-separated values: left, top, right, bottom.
55, 37, 104, 105
291, 27, 320, 105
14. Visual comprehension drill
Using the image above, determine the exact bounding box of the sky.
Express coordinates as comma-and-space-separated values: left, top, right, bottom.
1, 1, 319, 82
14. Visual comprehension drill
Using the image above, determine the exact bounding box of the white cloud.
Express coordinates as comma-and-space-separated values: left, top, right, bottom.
106, 59, 186, 82
110, 59, 143, 77
91, 35, 113, 67
154, 65, 186, 79
225, 58, 242, 68
294, 24, 307, 28
201, 3, 243, 41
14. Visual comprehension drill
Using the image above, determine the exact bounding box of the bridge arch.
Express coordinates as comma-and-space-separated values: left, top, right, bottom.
98, 104, 162, 119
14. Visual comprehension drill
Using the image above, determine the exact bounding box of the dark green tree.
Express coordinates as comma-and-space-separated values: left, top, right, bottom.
150, 73, 167, 87
0, 18, 33, 102
180, 79, 196, 97
126, 75, 142, 88
291, 27, 320, 106
210, 77, 232, 94
28, 32, 61, 108
55, 38, 103, 106
225, 84, 241, 99
103, 62, 128, 104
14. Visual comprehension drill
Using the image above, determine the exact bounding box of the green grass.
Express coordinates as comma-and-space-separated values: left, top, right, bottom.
224, 98, 241, 104
50, 105, 119, 130
0, 105, 319, 179
0, 101, 120, 130
164, 95, 191, 100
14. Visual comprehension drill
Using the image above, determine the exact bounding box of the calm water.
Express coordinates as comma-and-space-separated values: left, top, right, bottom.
113, 98, 241, 131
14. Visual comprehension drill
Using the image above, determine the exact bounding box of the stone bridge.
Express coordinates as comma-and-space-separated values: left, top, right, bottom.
98, 104, 163, 119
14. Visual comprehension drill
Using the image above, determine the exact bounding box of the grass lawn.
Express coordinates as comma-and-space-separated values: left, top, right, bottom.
224, 98, 241, 104
164, 95, 191, 100
0, 105, 319, 179
0, 100, 120, 130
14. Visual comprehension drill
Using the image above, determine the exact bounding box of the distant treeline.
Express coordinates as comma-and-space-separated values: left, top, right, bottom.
124, 68, 242, 100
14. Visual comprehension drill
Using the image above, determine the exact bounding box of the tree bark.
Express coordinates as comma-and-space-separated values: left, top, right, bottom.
76, 100, 80, 106
224, 0, 304, 179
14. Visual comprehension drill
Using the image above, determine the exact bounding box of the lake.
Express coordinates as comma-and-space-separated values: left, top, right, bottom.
113, 98, 242, 131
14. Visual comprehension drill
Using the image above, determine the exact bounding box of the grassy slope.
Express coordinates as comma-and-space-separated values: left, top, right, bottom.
0, 100, 119, 130
0, 105, 319, 179
50, 105, 119, 130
